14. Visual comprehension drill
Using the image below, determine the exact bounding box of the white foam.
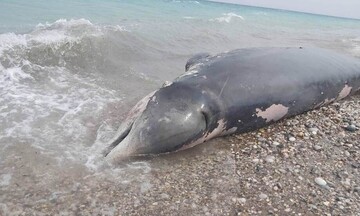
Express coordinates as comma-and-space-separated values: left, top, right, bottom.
210, 13, 244, 23
1, 66, 33, 82
0, 18, 128, 56
183, 16, 198, 20
173, 0, 200, 4
0, 19, 126, 168
0, 33, 27, 56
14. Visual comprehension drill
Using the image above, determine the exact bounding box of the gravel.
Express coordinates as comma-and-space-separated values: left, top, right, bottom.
289, 137, 296, 142
265, 155, 275, 163
1, 95, 359, 215
345, 124, 357, 132
314, 177, 327, 187
259, 193, 268, 200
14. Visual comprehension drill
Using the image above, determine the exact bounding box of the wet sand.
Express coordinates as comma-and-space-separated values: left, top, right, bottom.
1, 95, 359, 215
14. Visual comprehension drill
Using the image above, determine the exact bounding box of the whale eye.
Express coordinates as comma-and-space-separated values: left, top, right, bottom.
201, 111, 210, 129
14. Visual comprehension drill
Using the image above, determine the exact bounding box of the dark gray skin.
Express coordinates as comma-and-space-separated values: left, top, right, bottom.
105, 47, 360, 163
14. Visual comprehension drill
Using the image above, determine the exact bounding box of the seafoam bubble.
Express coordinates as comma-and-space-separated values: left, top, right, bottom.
1, 66, 33, 82
0, 19, 130, 170
210, 13, 244, 23
0, 59, 121, 169
172, 0, 200, 4
0, 18, 129, 56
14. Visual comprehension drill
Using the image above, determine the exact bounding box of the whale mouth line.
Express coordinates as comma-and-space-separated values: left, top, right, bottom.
103, 109, 210, 162
103, 123, 133, 157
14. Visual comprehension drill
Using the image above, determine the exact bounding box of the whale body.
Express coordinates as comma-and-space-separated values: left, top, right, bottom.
104, 47, 360, 162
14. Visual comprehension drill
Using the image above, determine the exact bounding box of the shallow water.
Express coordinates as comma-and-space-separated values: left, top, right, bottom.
0, 0, 360, 214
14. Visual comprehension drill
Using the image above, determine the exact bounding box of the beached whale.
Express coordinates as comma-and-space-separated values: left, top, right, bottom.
104, 47, 360, 163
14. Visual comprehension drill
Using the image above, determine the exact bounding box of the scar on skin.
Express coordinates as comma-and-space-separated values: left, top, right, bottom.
127, 91, 156, 120
314, 98, 335, 109
179, 119, 227, 150
338, 84, 352, 100
256, 104, 289, 123
221, 127, 237, 136
158, 117, 171, 123
162, 81, 173, 87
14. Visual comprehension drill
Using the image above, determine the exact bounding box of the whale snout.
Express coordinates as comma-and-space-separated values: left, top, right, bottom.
104, 104, 207, 163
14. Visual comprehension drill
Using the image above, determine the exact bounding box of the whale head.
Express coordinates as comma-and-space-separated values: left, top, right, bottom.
104, 83, 219, 163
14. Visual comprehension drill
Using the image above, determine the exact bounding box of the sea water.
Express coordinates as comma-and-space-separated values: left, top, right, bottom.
0, 0, 360, 213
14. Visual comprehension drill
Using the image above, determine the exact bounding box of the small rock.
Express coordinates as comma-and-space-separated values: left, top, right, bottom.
238, 198, 246, 204
259, 193, 268, 199
345, 125, 357, 132
160, 193, 170, 199
342, 178, 351, 186
314, 145, 322, 151
272, 141, 280, 147
265, 155, 275, 163
352, 163, 360, 168
258, 137, 267, 142
309, 128, 319, 135
252, 158, 260, 163
278, 169, 286, 173
315, 177, 327, 187
308, 204, 318, 210
289, 137, 296, 142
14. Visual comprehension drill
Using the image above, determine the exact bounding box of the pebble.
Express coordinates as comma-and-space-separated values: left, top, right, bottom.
259, 193, 268, 199
265, 155, 275, 163
308, 128, 319, 135
289, 137, 296, 142
315, 177, 327, 187
238, 198, 246, 204
342, 178, 351, 186
160, 193, 170, 199
272, 141, 280, 147
313, 145, 322, 151
345, 125, 357, 132
308, 204, 318, 210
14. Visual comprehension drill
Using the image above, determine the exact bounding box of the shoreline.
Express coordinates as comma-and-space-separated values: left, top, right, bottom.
1, 95, 358, 215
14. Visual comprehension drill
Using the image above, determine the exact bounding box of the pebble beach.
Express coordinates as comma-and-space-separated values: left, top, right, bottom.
1, 1, 360, 215
1, 96, 359, 216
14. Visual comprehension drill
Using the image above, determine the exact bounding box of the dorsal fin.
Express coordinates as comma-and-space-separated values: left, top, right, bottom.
185, 52, 211, 71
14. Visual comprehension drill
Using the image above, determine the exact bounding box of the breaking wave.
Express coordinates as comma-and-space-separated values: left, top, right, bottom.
210, 12, 245, 23
0, 19, 155, 169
